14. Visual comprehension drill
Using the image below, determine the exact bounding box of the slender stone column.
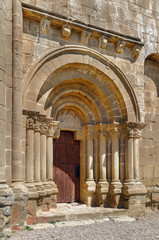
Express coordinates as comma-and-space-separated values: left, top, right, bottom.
84, 126, 96, 206
109, 128, 122, 208
86, 136, 94, 181
96, 130, 109, 207
134, 138, 140, 181
46, 120, 59, 208
40, 122, 48, 183
34, 119, 45, 197
122, 122, 147, 210
25, 117, 38, 199
111, 132, 120, 182
47, 120, 58, 181
99, 132, 107, 181
26, 117, 34, 183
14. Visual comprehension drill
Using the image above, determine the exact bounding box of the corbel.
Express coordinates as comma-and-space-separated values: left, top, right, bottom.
62, 23, 71, 39
116, 40, 126, 54
99, 36, 108, 50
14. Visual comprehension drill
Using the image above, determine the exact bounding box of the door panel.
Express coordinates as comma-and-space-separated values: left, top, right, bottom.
53, 131, 80, 203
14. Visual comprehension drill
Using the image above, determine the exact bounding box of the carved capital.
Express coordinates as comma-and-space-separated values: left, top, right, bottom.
116, 40, 126, 54
34, 121, 41, 132
40, 122, 48, 135
26, 117, 35, 130
47, 123, 58, 138
127, 122, 146, 139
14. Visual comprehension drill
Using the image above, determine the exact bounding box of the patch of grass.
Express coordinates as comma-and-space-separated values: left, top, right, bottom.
49, 220, 60, 225
26, 226, 33, 231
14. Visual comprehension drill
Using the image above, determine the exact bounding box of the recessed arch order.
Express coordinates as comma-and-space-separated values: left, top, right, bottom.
23, 45, 140, 124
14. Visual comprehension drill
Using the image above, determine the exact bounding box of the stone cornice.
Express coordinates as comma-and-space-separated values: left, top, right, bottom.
22, 3, 144, 57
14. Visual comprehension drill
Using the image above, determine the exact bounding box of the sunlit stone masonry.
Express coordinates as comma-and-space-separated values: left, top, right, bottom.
0, 0, 159, 236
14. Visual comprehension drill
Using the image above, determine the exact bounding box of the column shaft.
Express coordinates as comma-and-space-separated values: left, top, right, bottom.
40, 134, 47, 181
87, 139, 94, 180
134, 138, 140, 181
127, 137, 134, 181
99, 136, 106, 180
47, 137, 53, 180
26, 129, 34, 182
34, 131, 41, 181
112, 135, 120, 181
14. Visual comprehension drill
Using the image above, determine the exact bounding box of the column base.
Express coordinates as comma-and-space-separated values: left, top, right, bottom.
26, 182, 39, 200
34, 181, 46, 197
108, 181, 122, 208
0, 184, 14, 237
48, 180, 58, 208
122, 181, 147, 213
80, 180, 96, 207
96, 180, 109, 207
11, 182, 28, 230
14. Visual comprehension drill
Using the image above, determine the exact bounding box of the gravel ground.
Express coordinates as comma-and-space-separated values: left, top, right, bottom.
4, 211, 159, 240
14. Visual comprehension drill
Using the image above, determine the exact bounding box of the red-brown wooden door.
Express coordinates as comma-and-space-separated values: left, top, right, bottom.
53, 131, 80, 203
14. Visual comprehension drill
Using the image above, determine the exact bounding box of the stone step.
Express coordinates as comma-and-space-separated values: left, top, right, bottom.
36, 206, 128, 224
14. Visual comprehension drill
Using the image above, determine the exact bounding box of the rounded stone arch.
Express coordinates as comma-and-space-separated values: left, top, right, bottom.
144, 53, 159, 97
23, 45, 140, 123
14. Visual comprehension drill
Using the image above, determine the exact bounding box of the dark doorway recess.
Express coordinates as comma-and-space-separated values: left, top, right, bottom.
53, 131, 80, 203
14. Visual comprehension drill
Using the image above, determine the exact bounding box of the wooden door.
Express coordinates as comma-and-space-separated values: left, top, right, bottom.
53, 131, 80, 203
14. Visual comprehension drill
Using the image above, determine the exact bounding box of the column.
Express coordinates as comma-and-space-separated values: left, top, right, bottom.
134, 137, 140, 181
127, 134, 134, 182
46, 120, 58, 182
109, 128, 122, 208
84, 127, 96, 207
96, 130, 109, 207
26, 117, 34, 183
40, 122, 47, 183
26, 117, 38, 199
86, 134, 94, 181
40, 120, 52, 196
34, 119, 45, 196
46, 120, 58, 208
122, 122, 147, 210
99, 132, 107, 181
111, 132, 120, 182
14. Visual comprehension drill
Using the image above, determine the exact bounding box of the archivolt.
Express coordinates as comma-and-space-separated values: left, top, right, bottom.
23, 45, 140, 123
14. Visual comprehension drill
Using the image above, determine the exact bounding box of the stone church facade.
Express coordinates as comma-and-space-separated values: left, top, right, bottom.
0, 0, 159, 235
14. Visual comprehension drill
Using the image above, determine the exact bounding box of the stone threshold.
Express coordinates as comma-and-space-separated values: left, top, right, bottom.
36, 203, 128, 224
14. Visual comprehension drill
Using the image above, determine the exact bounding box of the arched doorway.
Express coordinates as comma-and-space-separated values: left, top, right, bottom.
23, 45, 146, 210
53, 131, 80, 203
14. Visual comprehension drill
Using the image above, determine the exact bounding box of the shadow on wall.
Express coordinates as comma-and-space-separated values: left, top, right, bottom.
144, 54, 159, 97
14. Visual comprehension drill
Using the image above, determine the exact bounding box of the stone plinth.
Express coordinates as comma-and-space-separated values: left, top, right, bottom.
96, 181, 109, 207
122, 182, 147, 212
